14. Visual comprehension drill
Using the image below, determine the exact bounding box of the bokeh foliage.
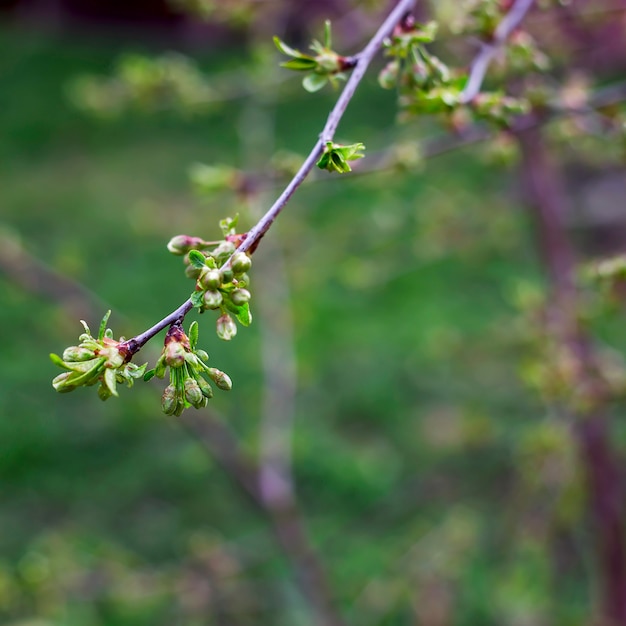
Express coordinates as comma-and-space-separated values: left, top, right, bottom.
1, 5, 625, 625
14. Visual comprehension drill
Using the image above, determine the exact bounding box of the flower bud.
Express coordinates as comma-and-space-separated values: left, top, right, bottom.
154, 356, 167, 378
203, 290, 223, 310
211, 241, 236, 260
98, 384, 113, 401
52, 372, 77, 393
231, 252, 252, 275
161, 384, 178, 415
216, 314, 237, 341
185, 264, 203, 279
164, 340, 186, 368
378, 60, 399, 89
208, 367, 232, 391
197, 376, 213, 398
184, 377, 204, 408
230, 288, 251, 306
196, 349, 209, 362
167, 235, 205, 255
220, 268, 234, 284
199, 268, 221, 291
62, 346, 96, 362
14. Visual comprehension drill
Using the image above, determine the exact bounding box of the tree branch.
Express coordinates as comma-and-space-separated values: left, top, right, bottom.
179, 410, 346, 626
459, 0, 535, 104
517, 124, 626, 626
120, 0, 416, 357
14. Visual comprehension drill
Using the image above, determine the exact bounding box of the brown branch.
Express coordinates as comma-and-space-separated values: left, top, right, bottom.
178, 410, 346, 626
0, 226, 112, 323
517, 125, 626, 626
119, 0, 416, 357
459, 0, 535, 104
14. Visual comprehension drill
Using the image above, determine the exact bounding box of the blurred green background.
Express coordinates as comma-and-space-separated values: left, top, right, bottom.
1, 4, 625, 625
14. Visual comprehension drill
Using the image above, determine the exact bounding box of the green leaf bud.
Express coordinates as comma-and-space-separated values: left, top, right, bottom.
196, 349, 209, 362
184, 377, 204, 408
230, 288, 251, 306
98, 383, 113, 401
211, 241, 236, 260
199, 268, 221, 291
197, 376, 213, 398
208, 367, 232, 391
62, 346, 96, 362
161, 384, 178, 415
216, 314, 237, 341
185, 264, 203, 279
378, 60, 399, 89
220, 268, 234, 284
52, 372, 77, 393
203, 290, 223, 310
154, 355, 167, 378
231, 251, 252, 275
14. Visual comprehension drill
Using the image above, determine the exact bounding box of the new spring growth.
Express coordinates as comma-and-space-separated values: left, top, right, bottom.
316, 141, 365, 174
144, 321, 232, 416
274, 20, 356, 93
50, 311, 147, 400
167, 216, 253, 341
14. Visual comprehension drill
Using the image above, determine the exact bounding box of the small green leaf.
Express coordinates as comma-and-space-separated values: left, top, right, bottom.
273, 36, 302, 59
104, 367, 118, 397
188, 250, 207, 270
224, 299, 252, 327
324, 19, 332, 49
303, 73, 328, 93
189, 320, 199, 349
143, 368, 156, 382
191, 290, 205, 310
219, 214, 239, 237
281, 58, 319, 71
98, 310, 111, 341
50, 353, 69, 370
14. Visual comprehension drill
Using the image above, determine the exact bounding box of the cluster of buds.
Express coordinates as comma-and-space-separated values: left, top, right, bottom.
379, 18, 462, 116
50, 311, 146, 400
167, 216, 252, 341
274, 20, 356, 92
145, 321, 232, 416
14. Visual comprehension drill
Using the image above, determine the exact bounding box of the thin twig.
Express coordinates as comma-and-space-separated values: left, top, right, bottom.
459, 0, 535, 104
120, 0, 416, 356
179, 409, 347, 626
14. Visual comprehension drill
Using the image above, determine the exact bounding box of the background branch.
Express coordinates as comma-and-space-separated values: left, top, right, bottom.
120, 0, 416, 357
517, 124, 626, 625
459, 0, 535, 103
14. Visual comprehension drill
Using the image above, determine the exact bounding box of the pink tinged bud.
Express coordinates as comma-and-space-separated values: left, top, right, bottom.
216, 314, 237, 341
164, 341, 187, 368
208, 367, 232, 391
167, 235, 205, 255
